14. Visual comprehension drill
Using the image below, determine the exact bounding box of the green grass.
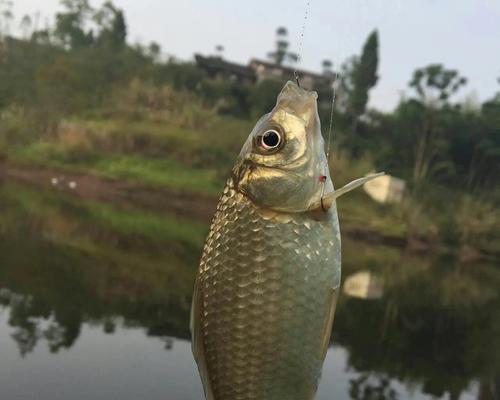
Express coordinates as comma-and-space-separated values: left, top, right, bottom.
6, 115, 255, 196
8, 133, 408, 242
91, 155, 222, 195
10, 141, 223, 196
7, 115, 497, 255
83, 199, 207, 248
2, 183, 208, 250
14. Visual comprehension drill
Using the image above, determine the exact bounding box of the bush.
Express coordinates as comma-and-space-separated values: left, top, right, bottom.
56, 121, 96, 162
248, 79, 285, 117
329, 149, 375, 186
108, 79, 217, 130
454, 195, 499, 252
0, 106, 41, 148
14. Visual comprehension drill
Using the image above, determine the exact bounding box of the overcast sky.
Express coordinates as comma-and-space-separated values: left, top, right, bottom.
10, 0, 500, 111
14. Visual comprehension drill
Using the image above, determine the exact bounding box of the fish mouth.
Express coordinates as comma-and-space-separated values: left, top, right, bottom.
277, 81, 317, 106
275, 81, 319, 127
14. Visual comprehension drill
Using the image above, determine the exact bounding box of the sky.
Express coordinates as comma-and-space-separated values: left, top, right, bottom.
9, 0, 500, 111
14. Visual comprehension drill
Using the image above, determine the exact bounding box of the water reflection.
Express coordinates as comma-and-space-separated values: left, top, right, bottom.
349, 374, 398, 400
335, 249, 500, 400
343, 271, 384, 300
0, 182, 499, 399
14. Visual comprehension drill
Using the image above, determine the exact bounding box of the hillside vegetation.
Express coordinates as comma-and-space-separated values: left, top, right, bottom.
0, 0, 498, 258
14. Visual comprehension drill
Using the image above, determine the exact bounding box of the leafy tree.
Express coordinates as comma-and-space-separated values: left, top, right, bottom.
31, 29, 51, 45
346, 30, 379, 130
249, 79, 284, 117
35, 54, 88, 119
267, 26, 298, 66
0, 37, 61, 108
54, 0, 94, 49
19, 14, 32, 39
409, 64, 467, 106
215, 44, 224, 58
94, 1, 127, 48
337, 56, 358, 114
468, 96, 500, 188
155, 59, 206, 92
148, 41, 161, 62
407, 64, 467, 184
0, 0, 14, 37
322, 59, 333, 76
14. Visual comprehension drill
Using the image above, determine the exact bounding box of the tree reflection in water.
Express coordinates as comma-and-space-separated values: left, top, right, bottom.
0, 183, 499, 399
349, 374, 398, 400
336, 248, 500, 400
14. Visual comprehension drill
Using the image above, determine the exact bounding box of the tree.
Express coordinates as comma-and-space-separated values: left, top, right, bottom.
249, 79, 285, 117
148, 41, 161, 62
403, 65, 467, 184
19, 14, 32, 39
110, 8, 126, 46
409, 65, 467, 184
54, 0, 94, 48
322, 59, 333, 76
0, 0, 14, 37
467, 96, 500, 188
215, 44, 224, 58
409, 64, 467, 107
94, 1, 127, 48
267, 26, 298, 66
348, 30, 379, 129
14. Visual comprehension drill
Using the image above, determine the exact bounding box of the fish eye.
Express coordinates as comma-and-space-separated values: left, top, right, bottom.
260, 129, 282, 151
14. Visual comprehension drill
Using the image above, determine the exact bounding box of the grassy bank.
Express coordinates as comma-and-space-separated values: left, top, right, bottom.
3, 115, 408, 236
4, 115, 254, 196
1, 108, 498, 259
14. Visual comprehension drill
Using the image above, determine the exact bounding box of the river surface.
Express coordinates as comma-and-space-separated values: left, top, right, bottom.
0, 181, 498, 400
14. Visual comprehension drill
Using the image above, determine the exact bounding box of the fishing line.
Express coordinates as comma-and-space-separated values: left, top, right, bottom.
292, 0, 336, 209
320, 72, 338, 210
325, 72, 338, 165
293, 0, 311, 87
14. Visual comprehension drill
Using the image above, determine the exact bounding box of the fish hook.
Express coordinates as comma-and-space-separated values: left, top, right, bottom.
294, 71, 301, 88
311, 172, 386, 213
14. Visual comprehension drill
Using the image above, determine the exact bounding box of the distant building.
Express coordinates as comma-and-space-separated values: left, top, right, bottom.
363, 174, 406, 204
194, 54, 256, 84
194, 54, 334, 91
249, 58, 333, 91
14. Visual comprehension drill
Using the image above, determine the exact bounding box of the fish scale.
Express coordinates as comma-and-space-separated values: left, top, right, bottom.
192, 178, 341, 400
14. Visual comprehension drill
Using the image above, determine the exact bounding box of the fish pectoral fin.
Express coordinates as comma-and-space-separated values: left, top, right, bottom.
309, 172, 385, 211
328, 172, 385, 201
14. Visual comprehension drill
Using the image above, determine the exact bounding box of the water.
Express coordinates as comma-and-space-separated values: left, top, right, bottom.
0, 181, 498, 400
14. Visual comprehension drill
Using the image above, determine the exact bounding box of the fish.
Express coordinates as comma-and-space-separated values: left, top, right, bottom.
191, 81, 382, 400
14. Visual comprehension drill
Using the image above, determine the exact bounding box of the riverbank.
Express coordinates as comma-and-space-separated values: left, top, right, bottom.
0, 161, 404, 246
0, 161, 216, 224
2, 160, 497, 261
1, 170, 498, 400
1, 108, 498, 262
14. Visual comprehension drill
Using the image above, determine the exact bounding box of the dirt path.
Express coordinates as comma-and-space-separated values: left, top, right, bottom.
2, 161, 497, 261
0, 161, 413, 249
0, 161, 218, 223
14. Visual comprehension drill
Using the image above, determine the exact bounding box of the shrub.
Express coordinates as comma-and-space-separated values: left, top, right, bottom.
454, 195, 499, 251
108, 79, 217, 130
0, 106, 39, 146
56, 121, 96, 162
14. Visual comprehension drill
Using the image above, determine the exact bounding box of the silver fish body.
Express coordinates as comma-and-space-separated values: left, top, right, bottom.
191, 183, 341, 400
191, 82, 342, 400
